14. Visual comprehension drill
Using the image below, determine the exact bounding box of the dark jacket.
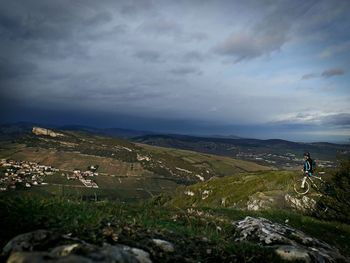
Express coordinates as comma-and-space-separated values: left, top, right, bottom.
303, 158, 314, 175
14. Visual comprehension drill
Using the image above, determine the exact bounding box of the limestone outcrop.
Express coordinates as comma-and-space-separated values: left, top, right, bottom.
234, 216, 347, 262
32, 127, 64, 138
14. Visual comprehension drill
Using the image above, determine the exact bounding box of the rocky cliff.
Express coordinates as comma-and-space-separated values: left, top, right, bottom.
32, 127, 64, 138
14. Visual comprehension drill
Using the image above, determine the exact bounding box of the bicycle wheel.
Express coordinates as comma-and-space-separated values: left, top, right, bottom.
294, 179, 309, 195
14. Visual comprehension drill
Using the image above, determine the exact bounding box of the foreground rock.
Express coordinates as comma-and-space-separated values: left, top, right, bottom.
3, 230, 152, 263
234, 216, 348, 262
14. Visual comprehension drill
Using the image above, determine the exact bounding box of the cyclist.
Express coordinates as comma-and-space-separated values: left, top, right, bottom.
301, 152, 314, 188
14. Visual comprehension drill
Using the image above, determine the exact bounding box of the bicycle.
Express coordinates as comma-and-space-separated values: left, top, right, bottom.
293, 173, 325, 195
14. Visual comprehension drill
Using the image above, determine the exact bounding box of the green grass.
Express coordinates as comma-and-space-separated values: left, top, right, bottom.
0, 195, 284, 262
0, 195, 348, 261
167, 170, 299, 208
139, 142, 271, 175
43, 172, 83, 185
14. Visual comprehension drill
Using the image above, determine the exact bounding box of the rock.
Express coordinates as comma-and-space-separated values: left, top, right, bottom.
50, 244, 81, 257
151, 239, 174, 253
125, 247, 152, 263
32, 127, 64, 138
284, 194, 316, 212
7, 252, 92, 263
275, 246, 311, 262
2, 230, 59, 255
3, 231, 153, 263
246, 192, 275, 211
234, 216, 347, 263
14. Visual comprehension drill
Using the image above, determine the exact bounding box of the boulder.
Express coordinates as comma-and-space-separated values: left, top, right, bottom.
3, 230, 152, 263
151, 239, 174, 253
2, 230, 60, 255
234, 216, 347, 262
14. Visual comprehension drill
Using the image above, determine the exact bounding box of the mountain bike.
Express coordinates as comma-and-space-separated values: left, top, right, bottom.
293, 173, 325, 195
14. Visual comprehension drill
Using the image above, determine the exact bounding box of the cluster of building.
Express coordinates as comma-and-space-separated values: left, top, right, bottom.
0, 159, 57, 191
64, 167, 99, 188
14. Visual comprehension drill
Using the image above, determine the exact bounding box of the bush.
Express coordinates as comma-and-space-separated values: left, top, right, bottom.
314, 158, 350, 223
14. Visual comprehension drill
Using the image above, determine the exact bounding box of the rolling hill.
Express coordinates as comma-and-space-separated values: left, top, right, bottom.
134, 134, 350, 168
0, 126, 270, 201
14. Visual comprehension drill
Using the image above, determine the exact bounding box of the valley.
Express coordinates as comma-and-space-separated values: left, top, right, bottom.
0, 127, 270, 201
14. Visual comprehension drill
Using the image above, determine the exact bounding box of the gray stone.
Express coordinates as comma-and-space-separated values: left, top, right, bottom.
2, 230, 57, 255
151, 239, 174, 253
284, 194, 316, 212
275, 246, 311, 262
124, 247, 153, 263
7, 252, 92, 263
234, 216, 348, 263
51, 244, 80, 257
3, 231, 153, 263
246, 192, 275, 211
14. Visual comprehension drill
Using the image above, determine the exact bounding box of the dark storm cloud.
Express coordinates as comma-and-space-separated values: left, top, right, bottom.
0, 57, 38, 80
0, 1, 112, 41
1, 0, 349, 142
134, 50, 164, 63
321, 113, 350, 126
321, 68, 345, 78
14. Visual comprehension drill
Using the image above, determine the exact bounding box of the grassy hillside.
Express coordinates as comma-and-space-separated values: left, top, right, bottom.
0, 128, 271, 201
1, 194, 349, 262
166, 170, 299, 209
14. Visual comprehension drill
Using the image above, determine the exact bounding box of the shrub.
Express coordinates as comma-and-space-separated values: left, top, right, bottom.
314, 158, 350, 223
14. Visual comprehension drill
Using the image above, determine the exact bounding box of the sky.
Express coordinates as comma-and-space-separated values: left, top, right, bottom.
0, 0, 349, 142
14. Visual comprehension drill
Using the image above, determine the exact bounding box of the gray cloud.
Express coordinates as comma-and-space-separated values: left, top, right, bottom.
319, 41, 350, 58
138, 18, 182, 37
120, 1, 155, 16
321, 113, 350, 126
301, 68, 345, 80
189, 32, 208, 41
182, 51, 206, 62
214, 31, 287, 62
301, 73, 317, 80
0, 57, 38, 80
214, 1, 319, 62
169, 66, 202, 76
134, 50, 164, 63
1, 0, 349, 142
273, 112, 350, 128
321, 68, 345, 78
0, 1, 112, 41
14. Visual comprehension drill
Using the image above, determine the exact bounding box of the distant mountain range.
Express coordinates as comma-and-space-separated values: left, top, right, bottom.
1, 122, 349, 166
134, 134, 350, 164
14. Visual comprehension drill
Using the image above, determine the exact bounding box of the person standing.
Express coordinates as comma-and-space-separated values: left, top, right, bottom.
302, 152, 314, 177
301, 152, 315, 188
